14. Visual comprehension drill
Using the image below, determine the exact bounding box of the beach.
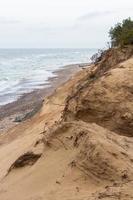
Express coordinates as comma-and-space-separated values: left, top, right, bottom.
0, 63, 85, 133
0, 46, 133, 200
0, 48, 95, 133
0, 1, 132, 199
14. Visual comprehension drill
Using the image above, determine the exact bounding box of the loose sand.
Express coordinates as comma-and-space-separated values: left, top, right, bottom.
0, 47, 133, 200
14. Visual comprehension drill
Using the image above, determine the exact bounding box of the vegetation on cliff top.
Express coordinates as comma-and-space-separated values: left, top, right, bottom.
91, 18, 133, 64
109, 18, 133, 47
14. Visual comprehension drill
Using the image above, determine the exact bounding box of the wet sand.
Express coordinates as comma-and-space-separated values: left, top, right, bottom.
0, 64, 87, 133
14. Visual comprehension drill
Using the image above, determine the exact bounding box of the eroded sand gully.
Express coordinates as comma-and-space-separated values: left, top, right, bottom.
0, 47, 133, 200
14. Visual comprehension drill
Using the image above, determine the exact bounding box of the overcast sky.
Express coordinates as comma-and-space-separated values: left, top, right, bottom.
0, 0, 132, 48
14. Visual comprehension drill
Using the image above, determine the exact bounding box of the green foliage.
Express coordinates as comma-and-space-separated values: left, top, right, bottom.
109, 18, 133, 47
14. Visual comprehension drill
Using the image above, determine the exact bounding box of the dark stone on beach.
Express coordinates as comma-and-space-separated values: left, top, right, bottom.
14, 101, 43, 123
14, 116, 23, 123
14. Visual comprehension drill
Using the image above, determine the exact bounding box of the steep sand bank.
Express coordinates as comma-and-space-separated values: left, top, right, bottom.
0, 47, 133, 200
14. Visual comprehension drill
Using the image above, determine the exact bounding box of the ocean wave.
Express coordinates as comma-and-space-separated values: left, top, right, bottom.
0, 48, 97, 105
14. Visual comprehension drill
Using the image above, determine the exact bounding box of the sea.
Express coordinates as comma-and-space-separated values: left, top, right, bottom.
0, 48, 97, 106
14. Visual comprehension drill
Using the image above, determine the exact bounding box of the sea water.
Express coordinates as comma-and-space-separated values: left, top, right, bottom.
0, 48, 97, 106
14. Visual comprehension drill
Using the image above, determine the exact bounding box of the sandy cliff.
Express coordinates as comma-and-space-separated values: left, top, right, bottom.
0, 47, 133, 200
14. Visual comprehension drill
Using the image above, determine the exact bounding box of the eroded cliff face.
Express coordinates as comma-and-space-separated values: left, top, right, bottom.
63, 47, 133, 136
0, 47, 133, 200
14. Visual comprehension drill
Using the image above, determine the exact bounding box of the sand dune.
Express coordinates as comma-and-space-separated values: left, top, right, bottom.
0, 47, 133, 200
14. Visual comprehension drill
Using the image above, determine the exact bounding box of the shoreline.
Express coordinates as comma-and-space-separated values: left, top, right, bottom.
0, 63, 88, 133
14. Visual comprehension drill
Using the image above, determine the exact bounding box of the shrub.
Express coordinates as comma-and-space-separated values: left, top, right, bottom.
90, 49, 105, 64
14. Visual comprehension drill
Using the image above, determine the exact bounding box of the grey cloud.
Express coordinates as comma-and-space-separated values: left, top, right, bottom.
0, 17, 21, 24
78, 10, 115, 21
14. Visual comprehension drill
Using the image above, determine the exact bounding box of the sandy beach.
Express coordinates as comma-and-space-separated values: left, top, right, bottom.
0, 64, 85, 133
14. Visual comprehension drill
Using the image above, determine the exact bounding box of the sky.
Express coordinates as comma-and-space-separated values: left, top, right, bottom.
0, 0, 133, 48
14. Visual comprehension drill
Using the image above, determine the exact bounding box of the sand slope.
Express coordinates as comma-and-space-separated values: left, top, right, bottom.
0, 47, 133, 200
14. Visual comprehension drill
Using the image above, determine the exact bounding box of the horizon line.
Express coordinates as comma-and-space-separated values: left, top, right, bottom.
0, 47, 99, 49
